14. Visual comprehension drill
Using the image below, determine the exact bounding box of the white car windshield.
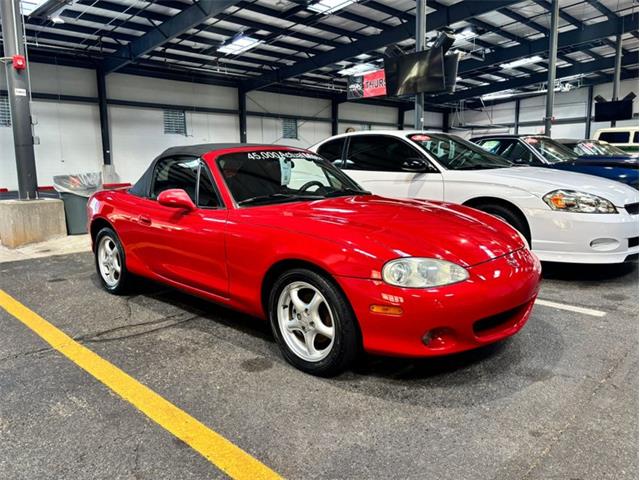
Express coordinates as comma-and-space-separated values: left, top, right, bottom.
409, 133, 513, 170
523, 137, 578, 163
575, 141, 631, 157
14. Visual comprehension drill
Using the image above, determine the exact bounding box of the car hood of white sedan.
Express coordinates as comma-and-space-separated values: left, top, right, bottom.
453, 166, 639, 206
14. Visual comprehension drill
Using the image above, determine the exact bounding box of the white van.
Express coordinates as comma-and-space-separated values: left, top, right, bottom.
593, 127, 639, 154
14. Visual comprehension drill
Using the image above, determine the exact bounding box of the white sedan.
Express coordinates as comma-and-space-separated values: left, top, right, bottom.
310, 130, 638, 264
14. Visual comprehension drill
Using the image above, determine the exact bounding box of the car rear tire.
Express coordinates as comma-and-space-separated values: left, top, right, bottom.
268, 268, 360, 376
474, 203, 531, 247
95, 227, 132, 295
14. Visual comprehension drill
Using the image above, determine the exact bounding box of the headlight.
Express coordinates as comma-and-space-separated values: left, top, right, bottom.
382, 258, 469, 288
543, 190, 617, 214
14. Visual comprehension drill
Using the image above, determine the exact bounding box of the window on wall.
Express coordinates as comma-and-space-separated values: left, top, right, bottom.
0, 96, 11, 127
282, 118, 298, 139
163, 109, 187, 135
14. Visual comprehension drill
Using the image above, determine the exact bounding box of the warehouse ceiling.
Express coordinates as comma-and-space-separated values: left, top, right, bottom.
1, 0, 638, 109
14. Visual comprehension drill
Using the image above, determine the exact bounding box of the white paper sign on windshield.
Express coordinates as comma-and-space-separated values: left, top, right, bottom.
280, 158, 292, 186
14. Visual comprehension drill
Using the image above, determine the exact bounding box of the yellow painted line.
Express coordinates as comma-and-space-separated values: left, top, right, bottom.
0, 289, 282, 480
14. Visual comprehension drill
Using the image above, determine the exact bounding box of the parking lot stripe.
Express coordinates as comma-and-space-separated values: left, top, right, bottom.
535, 298, 607, 317
0, 289, 282, 480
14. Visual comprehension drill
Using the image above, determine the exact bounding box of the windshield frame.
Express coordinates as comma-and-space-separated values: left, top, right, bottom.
408, 133, 514, 171
522, 136, 579, 164
215, 148, 370, 208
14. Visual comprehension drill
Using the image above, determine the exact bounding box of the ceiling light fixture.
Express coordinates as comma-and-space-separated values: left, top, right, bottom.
500, 55, 544, 70
337, 62, 377, 76
481, 90, 517, 100
455, 27, 477, 41
308, 0, 357, 15
218, 34, 263, 55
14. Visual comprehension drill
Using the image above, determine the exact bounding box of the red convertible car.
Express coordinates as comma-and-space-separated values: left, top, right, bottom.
88, 144, 541, 376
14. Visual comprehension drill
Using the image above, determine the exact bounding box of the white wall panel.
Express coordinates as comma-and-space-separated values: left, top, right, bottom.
108, 73, 238, 110
460, 101, 516, 126
1, 101, 101, 190
403, 109, 443, 128
247, 116, 331, 149
339, 102, 396, 124
110, 106, 239, 183
0, 127, 17, 189
247, 91, 330, 118
30, 64, 98, 97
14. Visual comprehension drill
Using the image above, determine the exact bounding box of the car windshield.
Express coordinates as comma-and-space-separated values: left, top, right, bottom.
523, 137, 578, 163
409, 133, 513, 170
217, 150, 369, 206
575, 140, 631, 157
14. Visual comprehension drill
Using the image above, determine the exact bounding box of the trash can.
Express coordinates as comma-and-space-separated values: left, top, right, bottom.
53, 173, 102, 235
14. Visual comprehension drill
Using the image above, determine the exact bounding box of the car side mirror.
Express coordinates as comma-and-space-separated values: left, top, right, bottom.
157, 189, 196, 211
401, 158, 430, 172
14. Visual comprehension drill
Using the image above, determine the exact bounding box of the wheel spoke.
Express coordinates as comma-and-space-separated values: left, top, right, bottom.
289, 287, 306, 312
313, 317, 334, 339
112, 255, 121, 273
306, 292, 323, 315
303, 330, 317, 356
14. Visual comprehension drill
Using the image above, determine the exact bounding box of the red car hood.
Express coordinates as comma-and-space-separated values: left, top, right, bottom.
236, 195, 523, 268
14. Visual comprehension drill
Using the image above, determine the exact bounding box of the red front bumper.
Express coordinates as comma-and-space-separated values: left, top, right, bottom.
336, 249, 541, 357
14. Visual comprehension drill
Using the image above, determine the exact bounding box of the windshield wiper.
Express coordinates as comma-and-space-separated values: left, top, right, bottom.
237, 193, 325, 206
456, 164, 508, 170
324, 188, 371, 198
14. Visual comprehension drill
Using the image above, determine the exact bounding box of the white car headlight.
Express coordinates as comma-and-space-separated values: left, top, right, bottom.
382, 258, 469, 288
543, 190, 617, 214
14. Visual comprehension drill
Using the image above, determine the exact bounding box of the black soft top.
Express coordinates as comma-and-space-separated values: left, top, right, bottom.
158, 143, 271, 158
129, 143, 302, 197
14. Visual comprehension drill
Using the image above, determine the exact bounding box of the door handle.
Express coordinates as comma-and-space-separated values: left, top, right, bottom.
138, 215, 151, 225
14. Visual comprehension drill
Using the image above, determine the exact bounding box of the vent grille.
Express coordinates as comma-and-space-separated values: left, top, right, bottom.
163, 109, 186, 135
625, 203, 638, 215
282, 117, 298, 139
0, 96, 11, 127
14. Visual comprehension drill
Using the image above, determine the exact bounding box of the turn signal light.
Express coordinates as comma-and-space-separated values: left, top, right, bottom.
547, 192, 568, 209
370, 305, 403, 316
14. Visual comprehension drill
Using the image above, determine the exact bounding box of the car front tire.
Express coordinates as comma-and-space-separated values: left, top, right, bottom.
94, 227, 132, 295
474, 203, 531, 247
268, 268, 360, 376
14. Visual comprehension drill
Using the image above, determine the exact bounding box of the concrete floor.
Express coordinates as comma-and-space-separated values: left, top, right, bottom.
0, 252, 637, 480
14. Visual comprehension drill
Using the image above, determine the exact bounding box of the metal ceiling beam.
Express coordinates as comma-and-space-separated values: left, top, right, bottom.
7, 26, 332, 81
457, 12, 637, 77
58, 8, 323, 67
583, 0, 619, 22
428, 52, 638, 105
463, 68, 638, 109
240, 0, 521, 92
531, 0, 581, 27
102, 0, 243, 73
498, 8, 549, 35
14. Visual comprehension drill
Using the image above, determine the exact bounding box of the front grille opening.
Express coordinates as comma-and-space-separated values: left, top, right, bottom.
625, 203, 639, 215
473, 303, 527, 336
629, 237, 639, 248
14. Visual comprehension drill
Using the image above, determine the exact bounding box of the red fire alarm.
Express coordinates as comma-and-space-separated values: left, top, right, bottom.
12, 55, 26, 70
